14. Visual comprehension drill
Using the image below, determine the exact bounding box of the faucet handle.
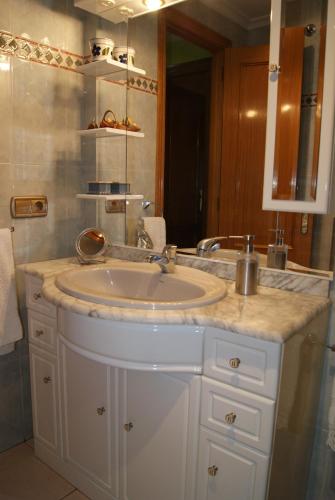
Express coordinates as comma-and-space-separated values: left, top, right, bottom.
162, 244, 177, 260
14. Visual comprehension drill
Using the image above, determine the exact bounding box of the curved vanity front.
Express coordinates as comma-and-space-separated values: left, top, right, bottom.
21, 257, 330, 500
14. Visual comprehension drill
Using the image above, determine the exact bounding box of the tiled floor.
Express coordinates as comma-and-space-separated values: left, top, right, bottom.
0, 440, 90, 500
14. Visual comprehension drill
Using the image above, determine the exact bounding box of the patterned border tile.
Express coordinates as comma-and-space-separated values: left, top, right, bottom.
0, 30, 158, 95
0, 31, 84, 70
128, 75, 158, 95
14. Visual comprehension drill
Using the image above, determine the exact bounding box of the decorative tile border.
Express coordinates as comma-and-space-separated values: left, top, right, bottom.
0, 30, 158, 95
128, 75, 158, 95
0, 31, 84, 70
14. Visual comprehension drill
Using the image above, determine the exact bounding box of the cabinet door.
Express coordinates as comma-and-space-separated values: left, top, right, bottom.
197, 428, 269, 500
60, 343, 119, 497
30, 346, 59, 453
120, 370, 201, 500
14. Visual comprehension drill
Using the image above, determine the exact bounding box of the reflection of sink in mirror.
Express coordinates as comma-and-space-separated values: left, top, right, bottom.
55, 261, 227, 310
179, 248, 319, 273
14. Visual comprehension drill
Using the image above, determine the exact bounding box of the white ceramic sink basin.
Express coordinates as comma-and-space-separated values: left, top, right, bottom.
56, 261, 227, 310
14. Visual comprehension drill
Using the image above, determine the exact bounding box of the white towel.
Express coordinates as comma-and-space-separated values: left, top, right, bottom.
0, 229, 23, 351
142, 217, 166, 252
327, 375, 335, 451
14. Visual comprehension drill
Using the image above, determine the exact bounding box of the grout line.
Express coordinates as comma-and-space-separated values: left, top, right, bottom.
24, 439, 34, 449
59, 489, 80, 500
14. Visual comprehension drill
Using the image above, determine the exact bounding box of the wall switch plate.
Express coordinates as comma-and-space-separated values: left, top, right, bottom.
10, 196, 48, 218
105, 200, 126, 213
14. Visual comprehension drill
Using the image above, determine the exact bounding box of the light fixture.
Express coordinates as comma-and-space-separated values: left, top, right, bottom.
143, 0, 164, 11
76, 0, 187, 23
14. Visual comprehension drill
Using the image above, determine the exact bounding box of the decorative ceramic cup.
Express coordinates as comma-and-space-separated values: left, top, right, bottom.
113, 46, 135, 66
89, 37, 114, 61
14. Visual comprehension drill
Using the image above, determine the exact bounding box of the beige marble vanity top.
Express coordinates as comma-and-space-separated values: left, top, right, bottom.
18, 257, 330, 344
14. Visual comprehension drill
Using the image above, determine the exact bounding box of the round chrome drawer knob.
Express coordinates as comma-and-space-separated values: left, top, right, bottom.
96, 407, 106, 416
33, 292, 42, 301
43, 376, 51, 384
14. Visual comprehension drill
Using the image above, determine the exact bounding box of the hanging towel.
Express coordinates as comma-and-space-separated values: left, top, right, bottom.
327, 375, 335, 451
0, 228, 23, 353
142, 217, 166, 252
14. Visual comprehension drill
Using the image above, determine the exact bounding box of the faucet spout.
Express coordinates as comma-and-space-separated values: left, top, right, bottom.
146, 244, 177, 273
196, 237, 227, 258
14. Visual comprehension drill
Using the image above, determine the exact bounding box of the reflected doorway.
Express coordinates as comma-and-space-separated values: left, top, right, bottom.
164, 34, 212, 247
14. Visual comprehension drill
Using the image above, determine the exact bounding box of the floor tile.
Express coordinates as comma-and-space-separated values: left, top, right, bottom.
62, 490, 91, 499
25, 438, 34, 449
0, 443, 75, 500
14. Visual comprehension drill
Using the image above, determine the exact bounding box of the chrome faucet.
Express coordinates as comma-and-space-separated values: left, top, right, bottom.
147, 244, 177, 273
196, 237, 228, 257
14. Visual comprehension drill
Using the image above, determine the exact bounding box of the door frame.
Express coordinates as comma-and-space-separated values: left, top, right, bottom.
156, 8, 231, 235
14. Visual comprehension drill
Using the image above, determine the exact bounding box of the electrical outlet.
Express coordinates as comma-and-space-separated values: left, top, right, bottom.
105, 200, 126, 213
10, 196, 48, 218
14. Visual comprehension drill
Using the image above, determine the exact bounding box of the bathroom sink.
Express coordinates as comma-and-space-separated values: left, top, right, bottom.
55, 261, 227, 310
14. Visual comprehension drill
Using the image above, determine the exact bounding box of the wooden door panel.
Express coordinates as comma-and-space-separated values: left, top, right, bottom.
273, 27, 305, 200
218, 45, 313, 266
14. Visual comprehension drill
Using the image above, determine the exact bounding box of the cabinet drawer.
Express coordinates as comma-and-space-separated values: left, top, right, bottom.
26, 275, 56, 318
28, 311, 57, 353
201, 377, 275, 454
204, 328, 281, 399
196, 428, 269, 500
29, 346, 60, 453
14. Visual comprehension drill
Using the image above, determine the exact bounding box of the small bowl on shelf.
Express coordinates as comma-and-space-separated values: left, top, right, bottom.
89, 37, 115, 62
113, 46, 135, 66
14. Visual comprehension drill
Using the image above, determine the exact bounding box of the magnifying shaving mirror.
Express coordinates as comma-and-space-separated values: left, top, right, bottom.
75, 227, 109, 264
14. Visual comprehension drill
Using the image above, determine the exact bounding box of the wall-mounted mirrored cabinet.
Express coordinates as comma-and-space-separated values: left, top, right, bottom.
263, 0, 335, 214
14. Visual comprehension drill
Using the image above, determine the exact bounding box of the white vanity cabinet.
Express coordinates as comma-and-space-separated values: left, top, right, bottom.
120, 370, 200, 500
30, 345, 60, 454
196, 328, 281, 500
59, 343, 119, 497
25, 274, 329, 500
27, 276, 60, 456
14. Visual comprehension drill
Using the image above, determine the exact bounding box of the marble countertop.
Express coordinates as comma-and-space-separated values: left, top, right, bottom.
18, 257, 330, 344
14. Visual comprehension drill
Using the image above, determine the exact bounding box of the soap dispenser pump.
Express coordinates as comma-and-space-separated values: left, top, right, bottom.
267, 228, 288, 270
230, 235, 259, 296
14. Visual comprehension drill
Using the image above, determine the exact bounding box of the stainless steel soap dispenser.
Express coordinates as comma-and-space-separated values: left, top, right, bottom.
230, 235, 259, 296
267, 228, 288, 270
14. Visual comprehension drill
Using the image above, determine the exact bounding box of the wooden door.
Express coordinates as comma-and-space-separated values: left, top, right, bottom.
218, 46, 313, 266
164, 59, 211, 247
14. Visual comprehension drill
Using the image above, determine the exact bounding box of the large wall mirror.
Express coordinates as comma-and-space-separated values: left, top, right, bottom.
263, 0, 335, 213
123, 0, 334, 270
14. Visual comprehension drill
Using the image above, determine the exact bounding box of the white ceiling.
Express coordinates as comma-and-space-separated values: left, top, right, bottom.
199, 0, 272, 30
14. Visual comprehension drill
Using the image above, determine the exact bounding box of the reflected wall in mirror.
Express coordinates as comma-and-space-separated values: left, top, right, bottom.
272, 0, 327, 202
125, 0, 334, 271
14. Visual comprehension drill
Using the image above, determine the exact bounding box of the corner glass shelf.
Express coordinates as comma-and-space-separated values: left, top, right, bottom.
78, 128, 144, 139
78, 58, 146, 80
76, 194, 144, 201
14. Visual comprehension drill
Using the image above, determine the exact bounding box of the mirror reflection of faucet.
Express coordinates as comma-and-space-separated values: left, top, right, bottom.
196, 236, 228, 257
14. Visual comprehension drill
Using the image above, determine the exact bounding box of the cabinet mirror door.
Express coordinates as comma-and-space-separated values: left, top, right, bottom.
263, 0, 335, 213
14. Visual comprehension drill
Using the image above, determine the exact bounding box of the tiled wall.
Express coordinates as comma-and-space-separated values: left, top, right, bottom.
0, 0, 91, 452
0, 0, 156, 451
